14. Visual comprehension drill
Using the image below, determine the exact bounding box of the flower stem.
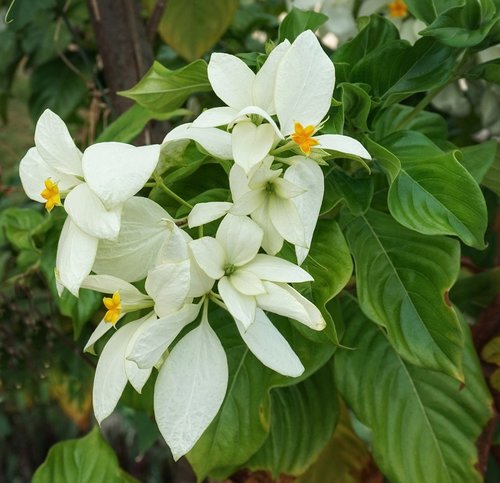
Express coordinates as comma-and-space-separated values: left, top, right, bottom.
270, 140, 296, 156
153, 172, 193, 209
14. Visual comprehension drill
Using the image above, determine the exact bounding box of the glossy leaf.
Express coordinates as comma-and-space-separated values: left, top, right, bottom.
351, 38, 457, 107
381, 131, 488, 249
158, 0, 238, 61
341, 209, 464, 378
458, 139, 497, 183
335, 298, 493, 483
246, 361, 338, 477
32, 427, 136, 483
338, 83, 372, 132
278, 7, 328, 43
187, 308, 334, 480
404, 0, 461, 24
120, 60, 212, 113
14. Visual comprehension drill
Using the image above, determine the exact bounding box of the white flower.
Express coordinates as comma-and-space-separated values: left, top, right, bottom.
19, 109, 160, 296
189, 214, 325, 330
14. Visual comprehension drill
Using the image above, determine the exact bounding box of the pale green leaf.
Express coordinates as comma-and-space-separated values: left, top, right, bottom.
334, 298, 493, 483
341, 209, 464, 378
278, 8, 328, 43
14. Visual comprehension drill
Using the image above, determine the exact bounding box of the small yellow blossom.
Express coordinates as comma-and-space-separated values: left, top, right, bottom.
388, 0, 408, 18
41, 178, 61, 212
291, 122, 319, 155
103, 291, 122, 324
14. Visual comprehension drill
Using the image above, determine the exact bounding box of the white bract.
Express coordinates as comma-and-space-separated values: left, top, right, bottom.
19, 109, 160, 296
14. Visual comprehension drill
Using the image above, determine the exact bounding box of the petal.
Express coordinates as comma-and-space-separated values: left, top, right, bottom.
229, 270, 266, 296
189, 237, 226, 279
188, 252, 216, 298
230, 189, 266, 216
162, 123, 233, 160
232, 106, 284, 139
284, 158, 324, 264
192, 107, 239, 128
34, 109, 83, 177
154, 317, 228, 460
93, 318, 145, 423
275, 30, 335, 136
81, 274, 150, 306
244, 254, 313, 283
83, 143, 160, 208
257, 282, 325, 330
273, 177, 305, 199
56, 218, 98, 297
19, 147, 80, 203
218, 276, 256, 329
188, 202, 233, 228
93, 197, 175, 282
235, 308, 304, 377
229, 164, 251, 201
252, 202, 284, 255
315, 134, 371, 159
83, 318, 117, 354
269, 196, 306, 247
249, 166, 282, 190
127, 303, 202, 369
232, 122, 276, 174
253, 40, 291, 113
216, 214, 263, 266
146, 260, 191, 317
64, 183, 122, 240
208, 53, 255, 109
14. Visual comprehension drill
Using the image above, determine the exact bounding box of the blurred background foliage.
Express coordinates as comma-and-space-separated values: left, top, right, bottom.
0, 0, 499, 482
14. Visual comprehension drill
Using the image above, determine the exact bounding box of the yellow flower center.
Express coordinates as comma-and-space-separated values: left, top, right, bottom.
291, 122, 319, 155
41, 178, 61, 212
388, 0, 408, 18
103, 291, 122, 324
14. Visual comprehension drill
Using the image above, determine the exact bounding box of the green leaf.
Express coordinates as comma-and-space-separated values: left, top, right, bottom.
421, 0, 499, 47
246, 361, 338, 477
323, 168, 374, 216
372, 104, 448, 141
29, 56, 88, 121
278, 7, 329, 43
187, 308, 334, 480
467, 58, 500, 84
482, 142, 500, 195
296, 405, 375, 483
351, 38, 457, 107
458, 139, 497, 183
0, 207, 47, 251
482, 336, 500, 365
404, 0, 464, 24
334, 298, 493, 483
158, 0, 239, 61
299, 219, 353, 344
337, 83, 372, 132
32, 426, 134, 482
380, 131, 488, 249
97, 104, 190, 143
120, 60, 212, 113
341, 209, 464, 378
333, 15, 399, 70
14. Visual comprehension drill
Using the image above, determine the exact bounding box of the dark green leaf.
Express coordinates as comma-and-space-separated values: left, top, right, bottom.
467, 58, 500, 84
246, 361, 338, 477
482, 142, 500, 195
380, 131, 488, 248
351, 38, 457, 107
338, 83, 372, 131
404, 0, 463, 24
278, 7, 329, 42
32, 426, 134, 483
341, 209, 464, 378
458, 139, 497, 183
0, 207, 46, 251
120, 60, 212, 113
335, 298, 493, 483
158, 0, 239, 61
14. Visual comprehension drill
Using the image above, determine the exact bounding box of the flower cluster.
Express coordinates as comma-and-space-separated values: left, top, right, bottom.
19, 30, 370, 459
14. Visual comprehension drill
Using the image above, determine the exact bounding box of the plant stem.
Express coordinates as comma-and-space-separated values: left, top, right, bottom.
270, 140, 296, 156
153, 172, 193, 209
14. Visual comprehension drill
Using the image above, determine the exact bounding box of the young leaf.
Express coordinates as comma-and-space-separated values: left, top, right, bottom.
278, 7, 329, 43
334, 298, 493, 483
381, 131, 488, 249
341, 209, 464, 379
32, 427, 136, 483
245, 361, 338, 477
120, 60, 212, 113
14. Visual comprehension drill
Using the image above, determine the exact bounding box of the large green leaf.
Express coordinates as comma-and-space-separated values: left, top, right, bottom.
350, 38, 457, 107
458, 139, 497, 184
246, 361, 338, 477
157, 0, 238, 61
379, 131, 488, 249
120, 60, 212, 113
341, 209, 464, 378
337, 83, 372, 132
404, 0, 460, 24
32, 427, 137, 482
483, 142, 500, 195
278, 7, 328, 43
187, 308, 334, 480
334, 298, 493, 483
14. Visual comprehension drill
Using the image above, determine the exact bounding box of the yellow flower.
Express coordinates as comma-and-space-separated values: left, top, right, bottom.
388, 0, 408, 18
291, 122, 319, 155
40, 178, 61, 212
103, 291, 122, 324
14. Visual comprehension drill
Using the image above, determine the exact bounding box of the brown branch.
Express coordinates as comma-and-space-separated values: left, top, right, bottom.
147, 0, 167, 43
